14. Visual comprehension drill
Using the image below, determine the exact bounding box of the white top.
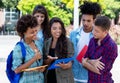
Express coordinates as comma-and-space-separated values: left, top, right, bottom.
77, 29, 90, 55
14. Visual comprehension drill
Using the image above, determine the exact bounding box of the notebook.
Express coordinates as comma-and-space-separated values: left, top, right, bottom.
22, 65, 48, 72
48, 57, 73, 70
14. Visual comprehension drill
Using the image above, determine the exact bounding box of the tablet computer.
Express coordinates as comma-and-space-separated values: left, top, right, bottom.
48, 57, 73, 70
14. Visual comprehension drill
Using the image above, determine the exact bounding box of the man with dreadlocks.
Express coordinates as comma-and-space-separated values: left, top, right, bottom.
70, 1, 101, 83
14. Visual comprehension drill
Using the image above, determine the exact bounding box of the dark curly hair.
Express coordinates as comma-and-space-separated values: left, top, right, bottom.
16, 14, 38, 38
32, 5, 50, 40
49, 17, 68, 58
80, 1, 101, 19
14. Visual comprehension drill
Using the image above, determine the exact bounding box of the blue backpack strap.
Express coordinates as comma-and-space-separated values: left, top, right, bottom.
6, 41, 26, 83
16, 41, 26, 59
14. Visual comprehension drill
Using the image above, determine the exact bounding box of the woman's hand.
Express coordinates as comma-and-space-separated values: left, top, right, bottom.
47, 55, 58, 60
33, 52, 42, 61
44, 55, 58, 65
47, 55, 58, 63
56, 61, 72, 69
37, 67, 46, 72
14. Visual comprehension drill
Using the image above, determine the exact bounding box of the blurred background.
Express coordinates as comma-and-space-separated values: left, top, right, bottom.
0, 0, 120, 43
0, 0, 120, 83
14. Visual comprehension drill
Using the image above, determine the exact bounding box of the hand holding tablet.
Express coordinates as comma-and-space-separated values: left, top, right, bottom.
48, 57, 73, 70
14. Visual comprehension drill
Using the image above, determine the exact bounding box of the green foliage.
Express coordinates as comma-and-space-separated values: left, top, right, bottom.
50, 7, 72, 25
61, 0, 74, 9
80, 0, 120, 19
2, 0, 120, 20
0, 0, 4, 8
102, 0, 120, 19
17, 0, 72, 26
16, 0, 120, 26
2, 0, 19, 8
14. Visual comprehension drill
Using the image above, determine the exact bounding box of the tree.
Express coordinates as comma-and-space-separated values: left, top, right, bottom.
61, 0, 74, 9
17, 0, 72, 26
2, 0, 20, 9
86, 0, 120, 19
0, 0, 4, 8
102, 0, 120, 19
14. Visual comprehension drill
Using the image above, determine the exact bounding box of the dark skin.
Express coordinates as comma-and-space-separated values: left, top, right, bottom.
14, 27, 45, 73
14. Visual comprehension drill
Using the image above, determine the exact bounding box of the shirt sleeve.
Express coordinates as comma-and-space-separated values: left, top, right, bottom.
100, 44, 118, 74
12, 44, 23, 71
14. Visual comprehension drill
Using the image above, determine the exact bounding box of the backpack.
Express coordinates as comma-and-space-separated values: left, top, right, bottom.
6, 41, 26, 83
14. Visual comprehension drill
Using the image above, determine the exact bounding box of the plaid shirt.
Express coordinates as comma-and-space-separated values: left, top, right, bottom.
84, 34, 118, 83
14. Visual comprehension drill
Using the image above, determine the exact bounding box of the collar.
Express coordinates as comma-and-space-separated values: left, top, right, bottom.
76, 26, 83, 35
94, 34, 110, 46
76, 26, 93, 34
76, 26, 93, 38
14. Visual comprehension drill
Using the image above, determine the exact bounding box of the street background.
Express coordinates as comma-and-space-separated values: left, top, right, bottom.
0, 35, 120, 83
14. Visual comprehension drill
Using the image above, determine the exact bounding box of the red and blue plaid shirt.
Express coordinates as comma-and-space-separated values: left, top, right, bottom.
84, 34, 118, 83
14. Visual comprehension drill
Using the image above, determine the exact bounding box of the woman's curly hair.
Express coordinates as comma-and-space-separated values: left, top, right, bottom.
16, 14, 38, 38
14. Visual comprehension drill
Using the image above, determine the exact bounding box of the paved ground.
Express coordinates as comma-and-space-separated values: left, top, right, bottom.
0, 35, 120, 83
0, 36, 20, 83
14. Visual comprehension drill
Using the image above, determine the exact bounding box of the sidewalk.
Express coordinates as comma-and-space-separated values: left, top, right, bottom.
0, 35, 120, 83
0, 35, 19, 83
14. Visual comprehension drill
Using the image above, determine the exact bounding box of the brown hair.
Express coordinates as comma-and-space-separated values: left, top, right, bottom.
94, 16, 111, 31
16, 14, 38, 38
33, 5, 50, 40
49, 17, 68, 58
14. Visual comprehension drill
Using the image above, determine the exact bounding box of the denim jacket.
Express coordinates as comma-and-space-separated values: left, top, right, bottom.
69, 27, 93, 82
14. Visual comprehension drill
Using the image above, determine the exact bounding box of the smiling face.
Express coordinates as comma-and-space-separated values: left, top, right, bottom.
34, 13, 45, 26
51, 22, 62, 40
24, 27, 38, 41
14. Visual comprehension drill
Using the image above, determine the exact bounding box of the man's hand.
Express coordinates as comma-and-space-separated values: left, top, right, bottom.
88, 57, 105, 70
82, 57, 105, 75
82, 58, 88, 66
